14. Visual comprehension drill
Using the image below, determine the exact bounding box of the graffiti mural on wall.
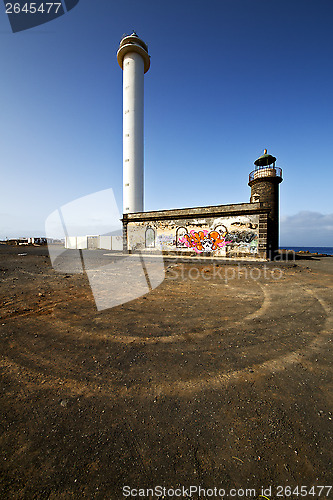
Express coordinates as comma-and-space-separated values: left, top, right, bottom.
227, 231, 257, 244
178, 230, 230, 254
127, 217, 260, 256
226, 231, 258, 253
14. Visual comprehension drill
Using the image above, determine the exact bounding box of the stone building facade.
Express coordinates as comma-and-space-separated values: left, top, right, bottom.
122, 152, 283, 261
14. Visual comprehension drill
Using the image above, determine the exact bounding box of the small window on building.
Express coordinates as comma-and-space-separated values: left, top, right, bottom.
145, 227, 155, 248
176, 227, 187, 247
251, 194, 260, 203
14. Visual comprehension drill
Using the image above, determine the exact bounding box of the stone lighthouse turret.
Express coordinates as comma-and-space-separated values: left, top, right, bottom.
248, 150, 283, 259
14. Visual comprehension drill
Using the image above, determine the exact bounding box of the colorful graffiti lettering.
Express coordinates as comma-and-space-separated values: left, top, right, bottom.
179, 230, 230, 254
226, 231, 258, 254
227, 231, 257, 244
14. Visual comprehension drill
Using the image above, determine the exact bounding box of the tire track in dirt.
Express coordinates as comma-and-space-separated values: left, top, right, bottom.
1, 277, 330, 401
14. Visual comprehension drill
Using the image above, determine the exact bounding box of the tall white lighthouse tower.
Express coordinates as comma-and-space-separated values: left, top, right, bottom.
117, 32, 150, 214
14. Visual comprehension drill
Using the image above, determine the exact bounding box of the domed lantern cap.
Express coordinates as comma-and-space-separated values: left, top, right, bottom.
117, 31, 150, 73
254, 150, 277, 167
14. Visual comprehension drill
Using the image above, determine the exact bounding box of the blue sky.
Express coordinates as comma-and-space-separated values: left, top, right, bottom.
0, 0, 332, 245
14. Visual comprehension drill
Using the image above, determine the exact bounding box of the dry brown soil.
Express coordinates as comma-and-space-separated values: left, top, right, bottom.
0, 244, 332, 499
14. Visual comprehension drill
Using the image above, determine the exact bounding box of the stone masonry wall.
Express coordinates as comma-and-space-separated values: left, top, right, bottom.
127, 214, 260, 257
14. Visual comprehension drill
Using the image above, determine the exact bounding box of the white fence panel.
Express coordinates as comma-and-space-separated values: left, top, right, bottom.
77, 236, 88, 249
99, 235, 112, 250
111, 236, 123, 251
66, 236, 77, 249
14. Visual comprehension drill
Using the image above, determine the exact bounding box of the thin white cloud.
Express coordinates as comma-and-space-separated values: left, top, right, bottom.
280, 211, 333, 246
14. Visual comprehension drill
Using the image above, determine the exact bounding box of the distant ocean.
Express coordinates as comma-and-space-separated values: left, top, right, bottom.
280, 246, 333, 256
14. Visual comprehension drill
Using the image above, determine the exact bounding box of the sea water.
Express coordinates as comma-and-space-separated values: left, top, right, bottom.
280, 246, 333, 256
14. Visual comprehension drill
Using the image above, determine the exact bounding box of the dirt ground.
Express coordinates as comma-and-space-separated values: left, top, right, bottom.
0, 244, 332, 499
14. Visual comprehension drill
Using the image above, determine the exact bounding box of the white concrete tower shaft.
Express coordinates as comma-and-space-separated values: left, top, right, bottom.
117, 33, 150, 214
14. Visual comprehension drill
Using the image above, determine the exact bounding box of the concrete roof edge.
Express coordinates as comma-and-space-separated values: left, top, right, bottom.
122, 202, 269, 222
